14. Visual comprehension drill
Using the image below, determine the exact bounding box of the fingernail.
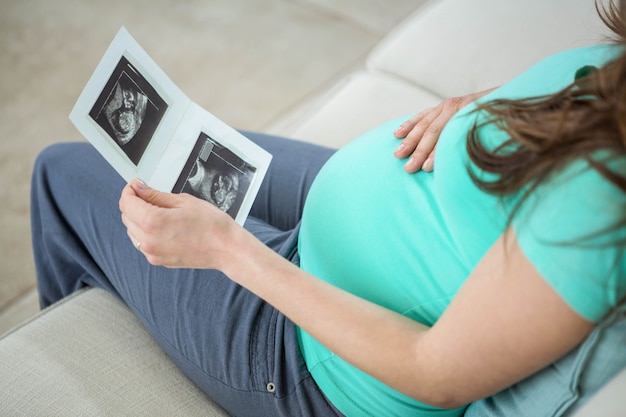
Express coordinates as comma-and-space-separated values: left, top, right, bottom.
405, 157, 415, 169
394, 123, 406, 136
134, 178, 148, 190
395, 143, 405, 154
423, 157, 433, 171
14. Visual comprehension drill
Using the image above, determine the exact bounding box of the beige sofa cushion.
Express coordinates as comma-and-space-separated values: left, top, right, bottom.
289, 71, 441, 148
368, 0, 611, 97
279, 0, 612, 147
0, 288, 228, 417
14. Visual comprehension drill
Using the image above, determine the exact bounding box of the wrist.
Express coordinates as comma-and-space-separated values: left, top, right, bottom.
220, 223, 267, 277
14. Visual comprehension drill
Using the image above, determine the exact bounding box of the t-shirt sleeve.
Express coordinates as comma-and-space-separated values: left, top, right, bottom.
512, 159, 626, 322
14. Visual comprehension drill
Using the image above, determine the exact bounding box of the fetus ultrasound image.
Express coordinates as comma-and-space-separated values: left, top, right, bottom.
89, 56, 167, 165
172, 133, 256, 219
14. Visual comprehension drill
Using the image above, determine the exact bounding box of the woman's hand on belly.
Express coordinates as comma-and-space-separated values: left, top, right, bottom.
394, 87, 497, 173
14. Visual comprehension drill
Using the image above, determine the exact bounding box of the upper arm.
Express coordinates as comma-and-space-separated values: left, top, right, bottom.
415, 229, 595, 407
415, 159, 626, 408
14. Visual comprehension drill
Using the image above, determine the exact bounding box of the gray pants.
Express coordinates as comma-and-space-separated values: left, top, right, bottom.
31, 133, 343, 417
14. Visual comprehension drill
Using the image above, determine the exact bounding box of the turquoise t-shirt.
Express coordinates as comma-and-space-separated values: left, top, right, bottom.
296, 45, 626, 417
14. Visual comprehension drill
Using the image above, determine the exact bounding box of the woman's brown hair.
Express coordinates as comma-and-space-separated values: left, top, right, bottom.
467, 0, 626, 236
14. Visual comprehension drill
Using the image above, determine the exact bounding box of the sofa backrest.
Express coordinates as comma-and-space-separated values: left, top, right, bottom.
368, 0, 613, 97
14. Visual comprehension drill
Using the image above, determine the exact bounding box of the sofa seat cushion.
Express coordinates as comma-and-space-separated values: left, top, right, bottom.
0, 287, 229, 417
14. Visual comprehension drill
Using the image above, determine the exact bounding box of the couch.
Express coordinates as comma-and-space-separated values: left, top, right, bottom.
1, 0, 625, 415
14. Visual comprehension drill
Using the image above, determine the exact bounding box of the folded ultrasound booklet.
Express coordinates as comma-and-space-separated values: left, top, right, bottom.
70, 27, 272, 225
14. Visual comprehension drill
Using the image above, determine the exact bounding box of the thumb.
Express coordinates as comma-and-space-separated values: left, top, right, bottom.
131, 179, 180, 209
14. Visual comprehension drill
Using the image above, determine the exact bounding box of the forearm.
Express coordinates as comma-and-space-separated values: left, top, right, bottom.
222, 227, 452, 406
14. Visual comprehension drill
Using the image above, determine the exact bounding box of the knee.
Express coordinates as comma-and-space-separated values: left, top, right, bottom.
32, 142, 99, 184
34, 142, 90, 172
